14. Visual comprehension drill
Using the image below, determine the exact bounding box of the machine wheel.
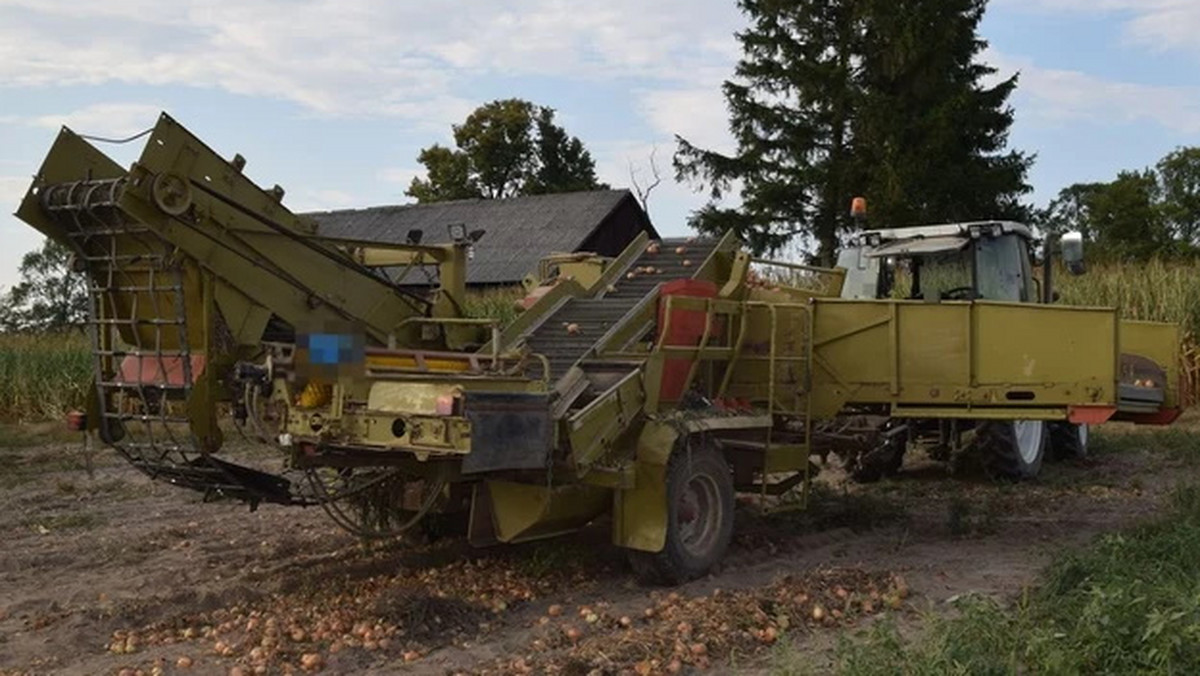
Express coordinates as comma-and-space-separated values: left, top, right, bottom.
629, 442, 735, 585
976, 420, 1047, 480
848, 424, 907, 483
1049, 422, 1089, 460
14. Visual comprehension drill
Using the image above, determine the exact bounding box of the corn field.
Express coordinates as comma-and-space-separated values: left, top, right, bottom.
2, 267, 1199, 422
0, 332, 91, 423
1055, 260, 1200, 405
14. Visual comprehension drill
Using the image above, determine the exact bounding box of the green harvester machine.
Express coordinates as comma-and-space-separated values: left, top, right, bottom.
14, 114, 1187, 583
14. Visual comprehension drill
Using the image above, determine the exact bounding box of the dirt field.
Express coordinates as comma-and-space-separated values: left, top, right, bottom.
0, 418, 1193, 676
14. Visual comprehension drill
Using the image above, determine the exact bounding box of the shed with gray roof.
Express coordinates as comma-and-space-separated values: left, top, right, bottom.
306, 190, 657, 287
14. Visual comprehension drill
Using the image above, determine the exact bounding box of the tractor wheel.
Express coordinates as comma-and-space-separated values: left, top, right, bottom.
976, 420, 1047, 480
1049, 422, 1089, 460
848, 425, 907, 483
629, 442, 735, 585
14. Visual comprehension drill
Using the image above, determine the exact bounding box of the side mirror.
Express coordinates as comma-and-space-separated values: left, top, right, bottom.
1061, 231, 1085, 275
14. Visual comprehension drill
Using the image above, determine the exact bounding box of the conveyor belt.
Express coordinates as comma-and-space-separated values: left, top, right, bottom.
524, 238, 720, 383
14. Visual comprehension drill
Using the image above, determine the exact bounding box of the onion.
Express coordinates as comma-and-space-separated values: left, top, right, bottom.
175, 656, 193, 669
299, 653, 323, 671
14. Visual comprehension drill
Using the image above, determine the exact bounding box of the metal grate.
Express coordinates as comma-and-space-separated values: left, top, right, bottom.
41, 178, 302, 507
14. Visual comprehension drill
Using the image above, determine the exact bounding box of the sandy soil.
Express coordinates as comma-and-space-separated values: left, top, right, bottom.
0, 418, 1192, 676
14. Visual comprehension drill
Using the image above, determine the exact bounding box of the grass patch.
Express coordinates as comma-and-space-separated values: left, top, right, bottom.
1089, 425, 1200, 466
824, 483, 1200, 675
463, 285, 525, 327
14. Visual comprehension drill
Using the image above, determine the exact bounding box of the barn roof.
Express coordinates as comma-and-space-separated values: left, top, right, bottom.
305, 190, 653, 285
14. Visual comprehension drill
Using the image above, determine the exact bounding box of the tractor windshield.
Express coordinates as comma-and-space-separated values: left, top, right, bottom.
976, 234, 1030, 302
914, 252, 973, 300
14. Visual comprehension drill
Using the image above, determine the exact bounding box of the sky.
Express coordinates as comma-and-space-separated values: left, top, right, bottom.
2, 0, 1200, 289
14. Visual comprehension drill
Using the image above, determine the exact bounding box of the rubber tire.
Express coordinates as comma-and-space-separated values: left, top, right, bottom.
629, 442, 735, 585
1049, 422, 1088, 460
976, 420, 1047, 480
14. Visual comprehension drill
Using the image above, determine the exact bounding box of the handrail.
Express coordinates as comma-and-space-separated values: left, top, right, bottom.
393, 316, 502, 364
595, 230, 652, 297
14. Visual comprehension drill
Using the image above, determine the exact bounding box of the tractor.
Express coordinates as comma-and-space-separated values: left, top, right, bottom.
834, 217, 1150, 481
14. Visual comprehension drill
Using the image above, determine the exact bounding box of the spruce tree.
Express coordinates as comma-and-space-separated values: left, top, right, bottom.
676, 0, 861, 260
855, 0, 1032, 227
675, 0, 1031, 263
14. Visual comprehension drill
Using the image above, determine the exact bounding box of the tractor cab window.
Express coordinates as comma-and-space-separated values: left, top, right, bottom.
975, 234, 1027, 302
912, 251, 973, 301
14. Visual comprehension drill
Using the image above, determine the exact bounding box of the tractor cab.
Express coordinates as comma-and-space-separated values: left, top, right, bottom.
837, 221, 1084, 303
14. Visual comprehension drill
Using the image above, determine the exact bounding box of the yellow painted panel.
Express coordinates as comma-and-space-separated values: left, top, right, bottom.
810, 301, 893, 386
974, 304, 1116, 389
811, 299, 1125, 413
897, 304, 969, 386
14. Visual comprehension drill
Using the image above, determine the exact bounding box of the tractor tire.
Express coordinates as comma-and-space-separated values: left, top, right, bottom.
976, 420, 1047, 480
1049, 422, 1089, 460
629, 442, 735, 585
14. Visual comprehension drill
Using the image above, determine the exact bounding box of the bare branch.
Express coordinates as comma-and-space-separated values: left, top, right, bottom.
629, 145, 664, 217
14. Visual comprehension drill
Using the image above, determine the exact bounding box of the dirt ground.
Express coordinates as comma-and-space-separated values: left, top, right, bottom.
0, 417, 1194, 676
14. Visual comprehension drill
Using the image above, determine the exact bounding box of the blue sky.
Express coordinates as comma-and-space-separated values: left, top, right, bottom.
2, 0, 1199, 289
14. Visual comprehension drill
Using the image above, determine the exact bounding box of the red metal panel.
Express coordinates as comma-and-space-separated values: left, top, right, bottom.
657, 279, 718, 402
1067, 405, 1116, 425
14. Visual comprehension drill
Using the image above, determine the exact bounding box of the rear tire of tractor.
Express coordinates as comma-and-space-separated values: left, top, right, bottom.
976, 420, 1047, 480
629, 442, 735, 586
1048, 422, 1089, 461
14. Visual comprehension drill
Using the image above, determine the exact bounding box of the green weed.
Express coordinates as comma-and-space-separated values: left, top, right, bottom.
823, 483, 1200, 675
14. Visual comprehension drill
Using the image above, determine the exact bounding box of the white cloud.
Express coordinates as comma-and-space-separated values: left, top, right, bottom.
0, 175, 40, 289
377, 167, 423, 189
997, 0, 1200, 56
25, 103, 165, 138
640, 88, 734, 155
988, 50, 1200, 134
0, 0, 742, 120
0, 175, 30, 210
